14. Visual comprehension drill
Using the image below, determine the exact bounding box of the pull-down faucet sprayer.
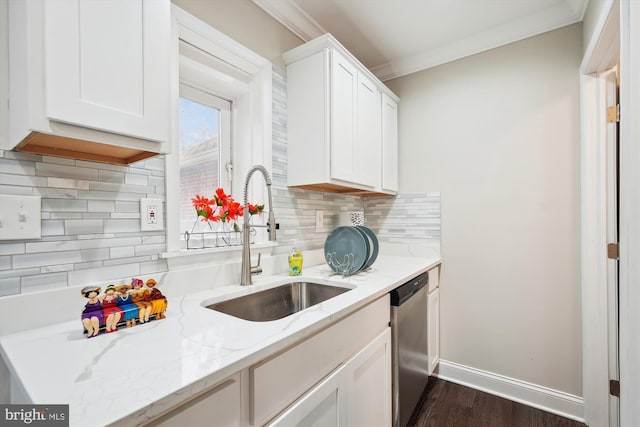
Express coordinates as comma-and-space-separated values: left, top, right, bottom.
240, 165, 276, 286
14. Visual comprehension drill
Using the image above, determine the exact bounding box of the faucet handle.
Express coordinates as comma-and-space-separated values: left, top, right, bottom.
251, 252, 262, 276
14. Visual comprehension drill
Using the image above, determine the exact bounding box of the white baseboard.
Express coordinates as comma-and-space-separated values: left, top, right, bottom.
434, 360, 585, 423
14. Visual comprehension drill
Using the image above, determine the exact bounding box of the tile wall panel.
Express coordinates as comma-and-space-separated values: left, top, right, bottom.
364, 193, 441, 244
0, 150, 167, 296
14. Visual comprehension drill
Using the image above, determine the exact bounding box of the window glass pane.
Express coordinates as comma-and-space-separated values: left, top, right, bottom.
179, 96, 221, 233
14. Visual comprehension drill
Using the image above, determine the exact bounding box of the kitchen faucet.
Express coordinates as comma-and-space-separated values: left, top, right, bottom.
240, 165, 277, 286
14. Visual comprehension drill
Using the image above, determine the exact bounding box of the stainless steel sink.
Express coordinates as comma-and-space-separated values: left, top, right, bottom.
206, 281, 352, 322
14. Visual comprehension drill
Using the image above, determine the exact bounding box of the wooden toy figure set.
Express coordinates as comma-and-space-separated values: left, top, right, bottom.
81, 278, 167, 338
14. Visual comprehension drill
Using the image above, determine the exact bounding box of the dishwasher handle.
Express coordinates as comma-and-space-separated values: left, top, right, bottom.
390, 272, 429, 306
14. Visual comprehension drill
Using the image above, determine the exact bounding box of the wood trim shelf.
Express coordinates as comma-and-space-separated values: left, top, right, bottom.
16, 132, 159, 165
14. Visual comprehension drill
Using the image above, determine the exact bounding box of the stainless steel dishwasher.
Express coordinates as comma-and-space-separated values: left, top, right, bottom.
390, 271, 429, 427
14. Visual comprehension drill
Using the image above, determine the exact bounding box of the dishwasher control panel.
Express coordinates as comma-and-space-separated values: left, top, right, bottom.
390, 272, 429, 306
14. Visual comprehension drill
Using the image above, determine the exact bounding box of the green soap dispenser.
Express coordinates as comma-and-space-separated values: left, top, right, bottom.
288, 242, 303, 276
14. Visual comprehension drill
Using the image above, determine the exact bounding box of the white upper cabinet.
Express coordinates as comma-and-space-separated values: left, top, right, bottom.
284, 34, 398, 195
330, 50, 359, 184
356, 71, 382, 188
44, 0, 168, 142
382, 93, 399, 193
4, 0, 171, 164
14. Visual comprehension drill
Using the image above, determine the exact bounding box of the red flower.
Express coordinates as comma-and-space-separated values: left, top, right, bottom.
214, 187, 230, 206
222, 200, 244, 221
199, 205, 220, 222
191, 194, 212, 210
248, 203, 264, 216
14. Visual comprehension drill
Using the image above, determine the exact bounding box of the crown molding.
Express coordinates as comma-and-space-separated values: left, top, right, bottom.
373, 0, 586, 81
252, 0, 325, 42
256, 0, 588, 81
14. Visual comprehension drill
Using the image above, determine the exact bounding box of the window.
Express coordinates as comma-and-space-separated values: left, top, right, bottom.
164, 5, 273, 261
178, 85, 231, 236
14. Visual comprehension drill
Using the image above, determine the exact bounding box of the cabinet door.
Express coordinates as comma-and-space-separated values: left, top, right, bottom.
381, 93, 399, 193
427, 287, 440, 375
357, 72, 381, 188
149, 374, 241, 427
43, 0, 169, 143
267, 365, 347, 427
345, 328, 392, 427
330, 49, 358, 184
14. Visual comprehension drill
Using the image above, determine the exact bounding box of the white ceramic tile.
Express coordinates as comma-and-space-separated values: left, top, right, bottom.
110, 246, 135, 259
42, 199, 87, 212
0, 185, 33, 196
116, 200, 140, 213
0, 159, 36, 176
0, 277, 20, 296
0, 243, 25, 256
80, 248, 110, 262
68, 263, 141, 287
47, 177, 91, 190
13, 251, 83, 269
98, 169, 125, 183
125, 173, 149, 186
103, 219, 141, 233
25, 237, 142, 253
41, 220, 65, 236
0, 173, 47, 187
64, 219, 104, 235
20, 272, 68, 292
35, 162, 98, 180
87, 200, 115, 213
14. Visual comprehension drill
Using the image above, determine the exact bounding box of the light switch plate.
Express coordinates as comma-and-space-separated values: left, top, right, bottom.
140, 198, 164, 231
0, 195, 41, 240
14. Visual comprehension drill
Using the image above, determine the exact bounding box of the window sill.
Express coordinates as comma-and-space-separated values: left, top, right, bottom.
160, 241, 277, 270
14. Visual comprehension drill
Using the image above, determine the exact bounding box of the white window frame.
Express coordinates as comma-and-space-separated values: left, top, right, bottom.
177, 84, 231, 237
164, 5, 273, 264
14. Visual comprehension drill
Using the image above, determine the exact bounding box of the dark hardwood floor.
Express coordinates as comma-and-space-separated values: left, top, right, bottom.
407, 378, 587, 427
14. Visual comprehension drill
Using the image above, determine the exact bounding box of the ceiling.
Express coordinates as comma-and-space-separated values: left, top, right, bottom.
253, 0, 588, 81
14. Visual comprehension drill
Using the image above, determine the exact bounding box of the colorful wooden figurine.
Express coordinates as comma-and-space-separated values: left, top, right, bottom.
102, 284, 124, 333
115, 284, 138, 328
130, 278, 152, 324
146, 278, 168, 320
81, 286, 103, 338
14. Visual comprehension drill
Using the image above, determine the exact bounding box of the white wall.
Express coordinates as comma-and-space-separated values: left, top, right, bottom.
171, 0, 302, 69
386, 24, 583, 395
582, 0, 611, 53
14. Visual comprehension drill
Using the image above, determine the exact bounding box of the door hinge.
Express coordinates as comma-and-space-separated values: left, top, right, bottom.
608, 243, 619, 260
607, 104, 620, 123
610, 379, 620, 397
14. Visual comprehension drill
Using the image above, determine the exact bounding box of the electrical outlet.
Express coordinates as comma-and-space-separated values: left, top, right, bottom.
0, 195, 41, 240
140, 198, 163, 231
315, 210, 324, 232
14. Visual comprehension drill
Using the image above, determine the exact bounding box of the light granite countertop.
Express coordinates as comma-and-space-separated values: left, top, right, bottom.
0, 254, 440, 427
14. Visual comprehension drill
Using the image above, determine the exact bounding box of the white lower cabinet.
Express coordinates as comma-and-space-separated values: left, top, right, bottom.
266, 363, 348, 427
345, 328, 392, 427
268, 328, 391, 427
149, 373, 241, 427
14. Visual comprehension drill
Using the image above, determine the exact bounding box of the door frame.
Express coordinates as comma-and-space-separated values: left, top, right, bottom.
580, 0, 640, 425
580, 1, 617, 426
617, 1, 640, 425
